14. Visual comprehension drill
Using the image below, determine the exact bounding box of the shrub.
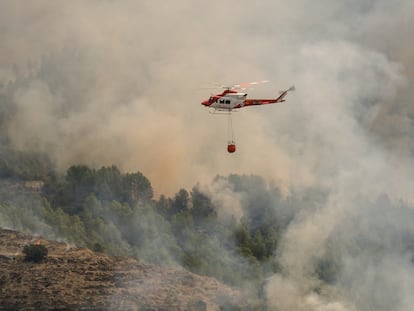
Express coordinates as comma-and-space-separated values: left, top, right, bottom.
91, 242, 105, 253
23, 244, 48, 262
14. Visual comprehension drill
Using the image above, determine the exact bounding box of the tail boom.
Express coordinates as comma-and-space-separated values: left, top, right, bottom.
242, 85, 295, 107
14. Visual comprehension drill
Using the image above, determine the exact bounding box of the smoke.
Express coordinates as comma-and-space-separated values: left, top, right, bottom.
1, 1, 412, 194
2, 0, 414, 309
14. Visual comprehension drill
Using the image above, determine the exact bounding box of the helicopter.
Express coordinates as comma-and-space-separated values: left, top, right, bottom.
201, 81, 295, 112
201, 81, 294, 153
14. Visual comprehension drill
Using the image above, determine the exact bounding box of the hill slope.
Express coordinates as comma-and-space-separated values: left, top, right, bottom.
0, 228, 245, 310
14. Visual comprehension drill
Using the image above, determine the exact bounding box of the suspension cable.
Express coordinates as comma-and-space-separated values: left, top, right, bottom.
227, 111, 235, 144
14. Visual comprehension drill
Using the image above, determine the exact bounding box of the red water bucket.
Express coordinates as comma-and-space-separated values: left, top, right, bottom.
227, 143, 236, 153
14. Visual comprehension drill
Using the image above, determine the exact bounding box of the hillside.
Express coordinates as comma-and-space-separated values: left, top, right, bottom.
0, 228, 246, 310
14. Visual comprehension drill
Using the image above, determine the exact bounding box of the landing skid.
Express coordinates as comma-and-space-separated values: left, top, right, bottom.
207, 108, 237, 114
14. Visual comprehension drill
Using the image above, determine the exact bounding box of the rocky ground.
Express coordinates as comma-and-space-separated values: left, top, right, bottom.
0, 228, 246, 310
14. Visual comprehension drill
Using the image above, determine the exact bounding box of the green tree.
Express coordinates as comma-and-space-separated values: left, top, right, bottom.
121, 171, 153, 204
64, 165, 96, 213
155, 194, 171, 217
169, 189, 190, 216
191, 187, 217, 228
94, 166, 122, 201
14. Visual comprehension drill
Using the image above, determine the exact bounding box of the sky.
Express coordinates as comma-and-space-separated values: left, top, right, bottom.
1, 1, 414, 310
0, 1, 413, 196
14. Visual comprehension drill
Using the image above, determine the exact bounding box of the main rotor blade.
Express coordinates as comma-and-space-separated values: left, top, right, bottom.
202, 80, 270, 91
233, 80, 269, 89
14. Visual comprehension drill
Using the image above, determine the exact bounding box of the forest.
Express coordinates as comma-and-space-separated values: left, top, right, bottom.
2, 148, 414, 294
0, 153, 300, 288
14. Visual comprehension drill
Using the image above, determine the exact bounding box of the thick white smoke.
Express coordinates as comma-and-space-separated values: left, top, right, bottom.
1, 1, 414, 309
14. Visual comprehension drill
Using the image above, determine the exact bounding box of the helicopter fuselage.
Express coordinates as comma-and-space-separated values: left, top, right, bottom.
202, 90, 247, 110
201, 86, 294, 111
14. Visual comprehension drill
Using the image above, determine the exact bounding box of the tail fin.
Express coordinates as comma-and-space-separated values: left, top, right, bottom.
276, 85, 295, 102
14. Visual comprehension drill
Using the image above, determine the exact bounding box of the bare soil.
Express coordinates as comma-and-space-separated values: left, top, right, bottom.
0, 228, 245, 310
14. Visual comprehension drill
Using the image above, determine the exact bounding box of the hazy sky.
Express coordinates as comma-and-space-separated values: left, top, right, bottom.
1, 0, 413, 197
1, 1, 414, 310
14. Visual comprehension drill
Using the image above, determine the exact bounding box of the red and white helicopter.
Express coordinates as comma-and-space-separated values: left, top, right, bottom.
201, 80, 294, 153
201, 80, 295, 112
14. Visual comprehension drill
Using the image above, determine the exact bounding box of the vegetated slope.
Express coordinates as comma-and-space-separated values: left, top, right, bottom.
0, 228, 245, 310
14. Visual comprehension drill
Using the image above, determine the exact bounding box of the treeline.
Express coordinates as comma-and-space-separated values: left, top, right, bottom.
43, 165, 153, 214
2, 158, 414, 302
0, 140, 336, 290
0, 147, 53, 180
0, 161, 307, 288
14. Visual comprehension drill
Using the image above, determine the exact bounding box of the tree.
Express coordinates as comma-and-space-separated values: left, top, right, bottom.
64, 165, 96, 212
169, 189, 190, 216
155, 194, 171, 217
191, 187, 217, 228
121, 172, 153, 204
94, 166, 122, 201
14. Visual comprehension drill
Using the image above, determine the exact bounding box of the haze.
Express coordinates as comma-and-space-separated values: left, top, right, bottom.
1, 1, 414, 310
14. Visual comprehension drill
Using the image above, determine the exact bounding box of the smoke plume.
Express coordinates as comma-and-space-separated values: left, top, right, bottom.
1, 1, 414, 309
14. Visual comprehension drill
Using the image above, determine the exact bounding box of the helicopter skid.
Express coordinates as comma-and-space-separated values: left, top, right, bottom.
207, 108, 237, 114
